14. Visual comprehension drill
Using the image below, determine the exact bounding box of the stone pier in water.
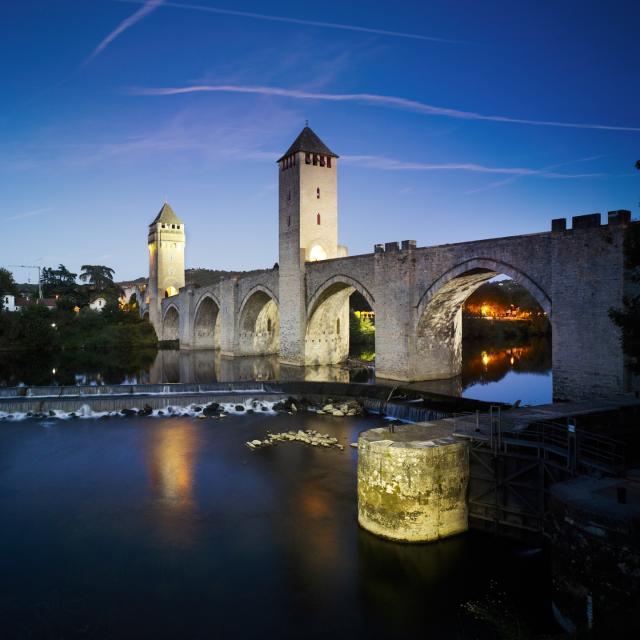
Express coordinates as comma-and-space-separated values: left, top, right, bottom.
357, 423, 469, 542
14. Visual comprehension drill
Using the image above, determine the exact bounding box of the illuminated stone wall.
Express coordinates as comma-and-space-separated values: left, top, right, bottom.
148, 219, 185, 335
278, 151, 342, 365
357, 424, 469, 542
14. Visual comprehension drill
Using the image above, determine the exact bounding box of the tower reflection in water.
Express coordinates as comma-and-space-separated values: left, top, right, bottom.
145, 423, 199, 546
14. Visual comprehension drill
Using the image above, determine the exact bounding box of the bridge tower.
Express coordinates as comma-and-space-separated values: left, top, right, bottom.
147, 202, 185, 335
277, 125, 345, 364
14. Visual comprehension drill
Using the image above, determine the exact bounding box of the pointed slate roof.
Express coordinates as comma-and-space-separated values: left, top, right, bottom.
277, 126, 338, 162
151, 202, 182, 226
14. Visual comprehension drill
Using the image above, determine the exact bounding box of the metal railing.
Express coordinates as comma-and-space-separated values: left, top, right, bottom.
452, 409, 625, 476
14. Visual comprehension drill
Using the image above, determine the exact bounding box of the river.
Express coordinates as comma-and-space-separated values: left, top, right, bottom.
0, 411, 557, 638
0, 337, 552, 405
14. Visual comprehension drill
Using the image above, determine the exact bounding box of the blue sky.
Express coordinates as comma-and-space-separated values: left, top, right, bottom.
1, 0, 638, 282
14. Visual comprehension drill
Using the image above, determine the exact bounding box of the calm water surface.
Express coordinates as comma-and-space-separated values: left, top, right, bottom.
0, 337, 552, 405
0, 413, 555, 639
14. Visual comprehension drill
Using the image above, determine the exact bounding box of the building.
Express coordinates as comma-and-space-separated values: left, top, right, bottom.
89, 297, 108, 312
2, 294, 16, 311
147, 202, 186, 329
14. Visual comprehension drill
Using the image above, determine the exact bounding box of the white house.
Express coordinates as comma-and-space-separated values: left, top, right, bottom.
2, 294, 16, 312
89, 297, 108, 312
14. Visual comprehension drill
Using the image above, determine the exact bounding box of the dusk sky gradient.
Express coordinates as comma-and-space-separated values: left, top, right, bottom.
1, 0, 638, 282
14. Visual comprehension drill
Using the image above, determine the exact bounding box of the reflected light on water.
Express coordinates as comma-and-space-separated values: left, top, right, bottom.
144, 424, 201, 547
147, 427, 195, 504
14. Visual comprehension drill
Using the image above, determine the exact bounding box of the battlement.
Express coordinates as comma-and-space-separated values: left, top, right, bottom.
552, 210, 631, 232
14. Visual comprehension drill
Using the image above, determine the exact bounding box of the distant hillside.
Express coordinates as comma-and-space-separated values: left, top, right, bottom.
185, 267, 274, 287
124, 268, 276, 289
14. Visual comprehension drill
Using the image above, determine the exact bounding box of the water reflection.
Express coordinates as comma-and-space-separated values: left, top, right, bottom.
149, 349, 353, 385
462, 338, 551, 387
144, 423, 199, 547
0, 337, 552, 404
146, 426, 195, 503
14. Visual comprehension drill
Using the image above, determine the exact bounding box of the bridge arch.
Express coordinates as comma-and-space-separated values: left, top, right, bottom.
162, 304, 180, 341
238, 286, 280, 355
193, 293, 221, 349
416, 258, 551, 320
305, 275, 375, 366
414, 257, 551, 380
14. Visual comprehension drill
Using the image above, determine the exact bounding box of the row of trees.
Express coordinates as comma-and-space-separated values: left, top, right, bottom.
0, 264, 124, 310
0, 299, 156, 351
41, 264, 121, 306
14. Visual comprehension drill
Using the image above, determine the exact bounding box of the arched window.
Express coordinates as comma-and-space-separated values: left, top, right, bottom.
287, 215, 291, 227
336, 318, 340, 334
305, 153, 311, 164
327, 157, 332, 168
313, 155, 318, 166
267, 318, 272, 332
317, 213, 321, 225
316, 188, 320, 199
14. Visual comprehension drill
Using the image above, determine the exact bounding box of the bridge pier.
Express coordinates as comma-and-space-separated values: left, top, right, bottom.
358, 424, 469, 542
219, 278, 239, 356
178, 289, 195, 349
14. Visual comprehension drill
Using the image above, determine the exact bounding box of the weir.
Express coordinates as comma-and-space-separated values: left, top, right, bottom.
0, 381, 492, 416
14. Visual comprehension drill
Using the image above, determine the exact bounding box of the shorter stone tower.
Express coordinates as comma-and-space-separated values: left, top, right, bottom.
148, 202, 185, 335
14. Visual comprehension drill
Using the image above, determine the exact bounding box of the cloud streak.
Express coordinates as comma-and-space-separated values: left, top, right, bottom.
116, 0, 461, 44
129, 84, 640, 132
341, 155, 603, 178
465, 155, 605, 194
6, 207, 53, 222
85, 0, 164, 66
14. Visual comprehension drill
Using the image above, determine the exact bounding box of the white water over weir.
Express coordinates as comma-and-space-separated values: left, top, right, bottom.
0, 381, 494, 421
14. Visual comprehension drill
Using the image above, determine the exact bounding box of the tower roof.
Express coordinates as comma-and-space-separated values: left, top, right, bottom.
151, 202, 182, 226
277, 126, 338, 162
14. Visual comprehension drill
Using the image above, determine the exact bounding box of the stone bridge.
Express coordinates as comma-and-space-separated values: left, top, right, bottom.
159, 211, 632, 401
144, 126, 634, 402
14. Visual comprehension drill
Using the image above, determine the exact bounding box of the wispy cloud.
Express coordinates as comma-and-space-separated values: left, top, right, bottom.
6, 207, 53, 222
341, 154, 603, 178
129, 84, 640, 133
465, 155, 606, 193
85, 0, 164, 67
116, 0, 461, 44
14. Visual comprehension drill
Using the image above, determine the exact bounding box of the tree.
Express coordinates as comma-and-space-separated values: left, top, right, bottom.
42, 264, 77, 298
79, 265, 116, 290
0, 268, 18, 311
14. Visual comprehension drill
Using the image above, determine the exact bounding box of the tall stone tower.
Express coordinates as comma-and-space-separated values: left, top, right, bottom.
278, 126, 344, 364
148, 202, 185, 335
